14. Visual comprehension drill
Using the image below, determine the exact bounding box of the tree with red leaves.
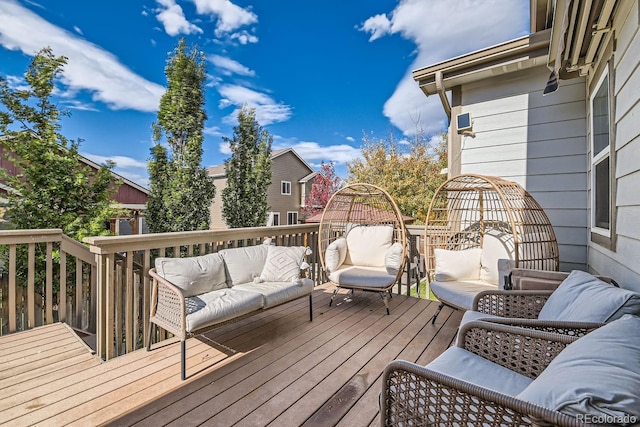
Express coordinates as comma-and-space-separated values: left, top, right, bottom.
302, 161, 341, 219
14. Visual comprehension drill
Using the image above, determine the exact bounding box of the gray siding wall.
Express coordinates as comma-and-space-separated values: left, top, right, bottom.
458, 66, 588, 271
588, 0, 640, 292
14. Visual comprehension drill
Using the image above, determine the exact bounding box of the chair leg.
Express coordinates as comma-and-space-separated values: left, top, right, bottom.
329, 288, 339, 307
431, 303, 444, 325
309, 294, 313, 321
380, 292, 390, 315
181, 340, 186, 381
146, 323, 154, 351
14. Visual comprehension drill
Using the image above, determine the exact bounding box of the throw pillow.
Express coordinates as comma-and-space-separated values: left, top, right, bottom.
154, 252, 228, 297
537, 270, 640, 322
385, 242, 404, 275
434, 248, 482, 281
479, 229, 514, 285
325, 237, 347, 272
517, 314, 640, 419
345, 224, 393, 267
260, 246, 308, 282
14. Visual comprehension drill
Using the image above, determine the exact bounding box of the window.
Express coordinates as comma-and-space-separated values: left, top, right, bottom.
281, 181, 291, 195
590, 70, 611, 237
271, 212, 280, 226
287, 211, 298, 225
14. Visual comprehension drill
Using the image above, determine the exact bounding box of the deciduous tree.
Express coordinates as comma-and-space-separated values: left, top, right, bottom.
222, 106, 272, 228
347, 131, 447, 223
148, 38, 215, 233
301, 161, 341, 219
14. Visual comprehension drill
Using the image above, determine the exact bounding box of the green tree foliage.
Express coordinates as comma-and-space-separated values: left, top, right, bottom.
147, 38, 215, 233
222, 106, 272, 228
347, 131, 447, 223
301, 161, 342, 219
0, 47, 119, 240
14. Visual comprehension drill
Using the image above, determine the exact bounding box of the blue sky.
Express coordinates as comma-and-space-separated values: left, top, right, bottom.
0, 0, 529, 187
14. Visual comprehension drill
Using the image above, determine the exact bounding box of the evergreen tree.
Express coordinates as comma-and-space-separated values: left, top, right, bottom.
0, 47, 118, 241
148, 38, 215, 233
222, 106, 272, 228
301, 161, 341, 219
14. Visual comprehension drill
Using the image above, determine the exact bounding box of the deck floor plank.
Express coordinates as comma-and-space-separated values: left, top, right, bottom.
0, 284, 460, 427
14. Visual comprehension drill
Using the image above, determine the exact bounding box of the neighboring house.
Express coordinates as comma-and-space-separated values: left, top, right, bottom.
412, 0, 640, 291
0, 144, 149, 234
208, 148, 317, 229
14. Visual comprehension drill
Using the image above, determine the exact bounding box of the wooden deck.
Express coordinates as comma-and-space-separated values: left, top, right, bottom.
0, 284, 462, 427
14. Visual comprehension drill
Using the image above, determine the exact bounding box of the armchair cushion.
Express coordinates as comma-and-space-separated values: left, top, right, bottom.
517, 314, 640, 419
155, 253, 228, 298
537, 270, 640, 322
384, 242, 404, 275
345, 225, 393, 267
430, 279, 497, 310
325, 237, 347, 273
480, 230, 514, 285
260, 245, 308, 283
434, 248, 482, 282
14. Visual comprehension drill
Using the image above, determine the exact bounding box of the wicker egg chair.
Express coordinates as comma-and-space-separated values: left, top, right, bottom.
319, 183, 408, 314
425, 174, 559, 323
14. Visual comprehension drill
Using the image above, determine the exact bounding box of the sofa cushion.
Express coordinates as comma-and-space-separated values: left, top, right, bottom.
219, 245, 270, 286
184, 288, 264, 332
537, 270, 640, 322
428, 347, 532, 396
430, 279, 498, 311
325, 237, 347, 273
328, 265, 396, 288
434, 248, 482, 282
517, 315, 640, 419
155, 253, 228, 298
345, 225, 393, 267
480, 230, 514, 285
260, 246, 308, 282
234, 278, 313, 309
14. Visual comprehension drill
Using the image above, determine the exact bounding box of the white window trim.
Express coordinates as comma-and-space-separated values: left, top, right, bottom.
271, 212, 280, 226
287, 211, 298, 225
281, 180, 292, 195
590, 69, 611, 238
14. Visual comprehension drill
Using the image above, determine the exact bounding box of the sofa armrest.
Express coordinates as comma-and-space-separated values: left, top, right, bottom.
470, 317, 604, 338
381, 359, 578, 427
324, 237, 347, 273
458, 320, 577, 379
148, 268, 187, 340
473, 289, 554, 318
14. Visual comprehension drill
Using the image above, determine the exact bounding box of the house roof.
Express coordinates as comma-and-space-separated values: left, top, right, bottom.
207, 147, 315, 178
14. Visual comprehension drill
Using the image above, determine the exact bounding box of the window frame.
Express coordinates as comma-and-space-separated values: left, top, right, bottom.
589, 66, 614, 244
271, 212, 280, 226
287, 211, 298, 225
281, 181, 292, 195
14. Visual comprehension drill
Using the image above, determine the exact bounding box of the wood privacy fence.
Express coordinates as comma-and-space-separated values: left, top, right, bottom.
1, 224, 426, 362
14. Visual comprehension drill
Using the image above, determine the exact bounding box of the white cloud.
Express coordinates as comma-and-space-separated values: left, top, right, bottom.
73, 25, 83, 35
63, 100, 100, 112
358, 13, 391, 42
208, 54, 255, 76
0, 0, 165, 112
190, 0, 257, 35
155, 0, 203, 36
346, 136, 355, 142
228, 30, 258, 45
204, 125, 222, 136
272, 139, 361, 165
361, 0, 529, 136
217, 84, 292, 126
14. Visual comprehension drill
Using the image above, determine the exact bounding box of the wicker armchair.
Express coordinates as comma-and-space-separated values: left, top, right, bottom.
381, 321, 587, 426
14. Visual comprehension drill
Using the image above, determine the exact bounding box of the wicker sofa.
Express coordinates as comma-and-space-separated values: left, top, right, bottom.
147, 243, 313, 380
382, 317, 640, 426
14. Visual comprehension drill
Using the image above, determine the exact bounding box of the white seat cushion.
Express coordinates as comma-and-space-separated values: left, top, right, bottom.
345, 225, 393, 267
234, 278, 313, 309
428, 347, 532, 396
185, 288, 264, 332
459, 310, 501, 327
328, 265, 396, 288
430, 280, 498, 310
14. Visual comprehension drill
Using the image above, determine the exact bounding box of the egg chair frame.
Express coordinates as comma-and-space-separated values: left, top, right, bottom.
318, 183, 408, 314
425, 174, 560, 322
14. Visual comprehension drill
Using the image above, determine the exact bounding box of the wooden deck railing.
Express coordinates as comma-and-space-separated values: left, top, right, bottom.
0, 229, 96, 335
1, 223, 426, 362
83, 224, 323, 361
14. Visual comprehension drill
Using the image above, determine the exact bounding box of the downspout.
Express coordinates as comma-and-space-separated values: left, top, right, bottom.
435, 70, 452, 122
